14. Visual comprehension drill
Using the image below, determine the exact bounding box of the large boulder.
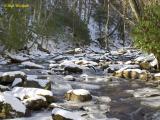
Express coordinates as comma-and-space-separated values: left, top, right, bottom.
52, 108, 83, 120
11, 87, 54, 110
0, 92, 26, 119
0, 71, 26, 85
65, 89, 92, 102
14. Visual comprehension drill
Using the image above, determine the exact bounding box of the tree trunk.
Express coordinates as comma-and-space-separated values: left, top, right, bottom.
128, 0, 140, 21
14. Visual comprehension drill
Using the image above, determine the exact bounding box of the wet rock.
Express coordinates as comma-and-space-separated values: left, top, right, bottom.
52, 108, 83, 120
11, 87, 54, 104
113, 69, 152, 80
0, 92, 26, 119
21, 61, 45, 69
132, 87, 160, 98
0, 71, 26, 85
65, 89, 92, 102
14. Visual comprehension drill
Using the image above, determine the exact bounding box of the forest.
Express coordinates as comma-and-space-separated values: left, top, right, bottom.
0, 0, 160, 120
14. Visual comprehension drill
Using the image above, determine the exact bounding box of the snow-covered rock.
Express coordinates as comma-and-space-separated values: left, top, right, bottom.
60, 60, 83, 74
154, 73, 160, 80
12, 76, 51, 90
22, 95, 48, 110
52, 108, 83, 120
65, 89, 92, 102
0, 71, 26, 84
135, 54, 158, 70
0, 92, 26, 119
21, 61, 45, 69
113, 69, 152, 80
11, 87, 54, 103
